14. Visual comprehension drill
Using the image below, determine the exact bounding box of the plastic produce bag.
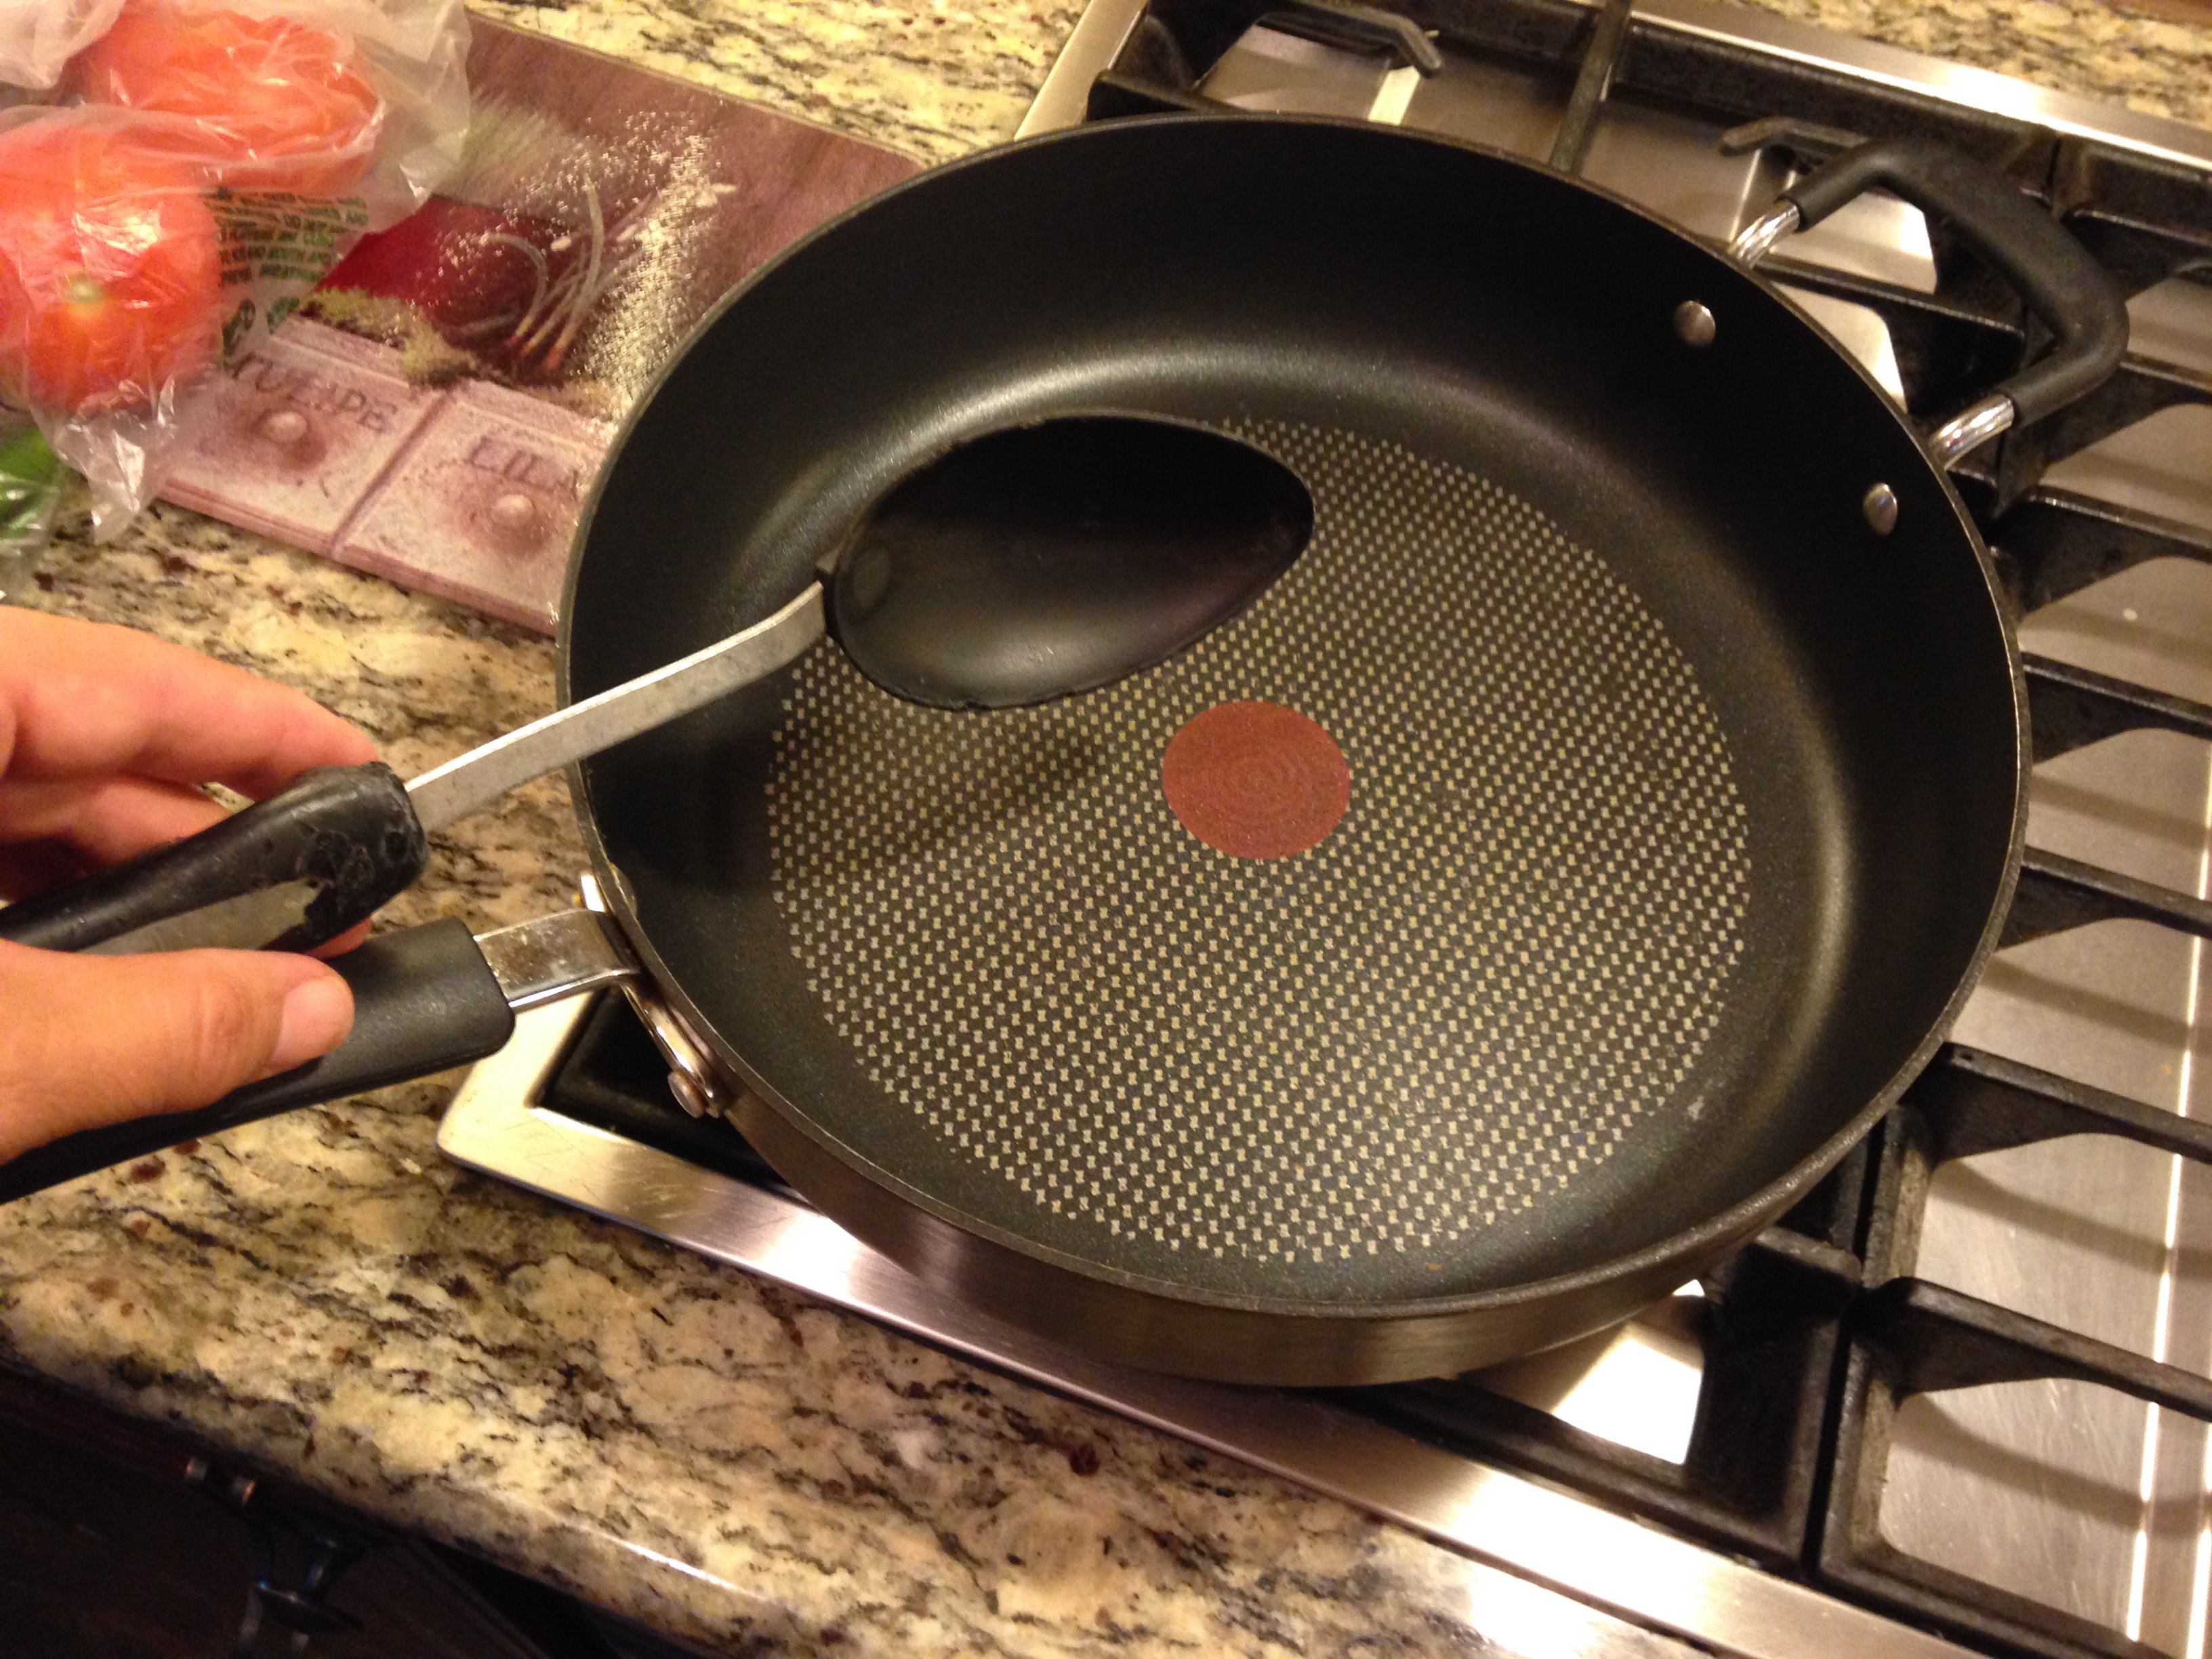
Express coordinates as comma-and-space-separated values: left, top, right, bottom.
0, 0, 121, 91
63, 0, 468, 225
0, 0, 467, 535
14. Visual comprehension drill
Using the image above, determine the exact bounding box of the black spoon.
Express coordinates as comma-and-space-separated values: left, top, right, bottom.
0, 415, 1313, 959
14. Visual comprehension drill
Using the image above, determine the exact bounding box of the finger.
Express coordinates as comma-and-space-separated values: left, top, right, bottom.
0, 775, 230, 866
0, 942, 354, 1164
0, 610, 377, 798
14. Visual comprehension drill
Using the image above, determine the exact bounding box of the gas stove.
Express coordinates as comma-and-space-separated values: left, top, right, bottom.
439, 3, 2212, 1654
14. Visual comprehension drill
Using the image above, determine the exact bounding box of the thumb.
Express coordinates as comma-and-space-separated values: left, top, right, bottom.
0, 941, 354, 1162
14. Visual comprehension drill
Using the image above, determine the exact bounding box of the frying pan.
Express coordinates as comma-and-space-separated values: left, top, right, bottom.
0, 116, 2135, 1386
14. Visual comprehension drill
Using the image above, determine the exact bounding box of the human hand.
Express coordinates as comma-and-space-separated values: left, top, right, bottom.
0, 608, 377, 1164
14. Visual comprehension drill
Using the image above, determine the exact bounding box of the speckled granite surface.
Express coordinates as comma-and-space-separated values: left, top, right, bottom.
2, 0, 2208, 1654
1734, 0, 2212, 130
467, 0, 1088, 160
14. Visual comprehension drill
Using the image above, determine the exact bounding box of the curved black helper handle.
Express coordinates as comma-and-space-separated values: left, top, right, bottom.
1733, 139, 2130, 454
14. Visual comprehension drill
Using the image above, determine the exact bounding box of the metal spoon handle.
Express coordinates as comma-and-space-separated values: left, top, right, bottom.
408, 584, 822, 833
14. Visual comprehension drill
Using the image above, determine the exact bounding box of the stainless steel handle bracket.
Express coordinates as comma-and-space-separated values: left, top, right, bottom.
476, 908, 638, 1010
1725, 200, 1799, 269
1924, 392, 2015, 466
621, 981, 737, 1120
577, 872, 740, 1119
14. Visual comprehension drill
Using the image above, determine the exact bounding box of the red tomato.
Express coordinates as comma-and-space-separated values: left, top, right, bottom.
0, 119, 224, 413
68, 0, 383, 197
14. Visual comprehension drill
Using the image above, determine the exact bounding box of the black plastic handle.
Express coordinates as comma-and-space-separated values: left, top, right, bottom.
0, 762, 428, 955
1782, 140, 2129, 427
0, 919, 514, 1203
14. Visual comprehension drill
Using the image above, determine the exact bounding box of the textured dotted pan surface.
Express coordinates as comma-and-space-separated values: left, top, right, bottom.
762, 421, 1752, 1294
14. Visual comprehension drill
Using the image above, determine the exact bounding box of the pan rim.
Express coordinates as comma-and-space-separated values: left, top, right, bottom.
560, 112, 2030, 1339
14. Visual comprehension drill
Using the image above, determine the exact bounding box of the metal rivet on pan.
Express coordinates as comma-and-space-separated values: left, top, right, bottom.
668, 1070, 713, 1119
1673, 301, 1717, 348
1862, 483, 1900, 535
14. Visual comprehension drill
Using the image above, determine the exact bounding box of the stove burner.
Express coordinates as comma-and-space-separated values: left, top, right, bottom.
1160, 699, 1350, 857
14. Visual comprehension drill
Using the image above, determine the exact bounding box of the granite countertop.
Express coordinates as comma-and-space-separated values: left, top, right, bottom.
3, 1, 2209, 1656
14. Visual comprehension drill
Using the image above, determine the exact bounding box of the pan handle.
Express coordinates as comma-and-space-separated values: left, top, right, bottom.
0, 920, 514, 1204
1727, 140, 2129, 467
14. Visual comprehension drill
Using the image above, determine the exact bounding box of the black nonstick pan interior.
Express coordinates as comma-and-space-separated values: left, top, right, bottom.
565, 117, 2021, 1362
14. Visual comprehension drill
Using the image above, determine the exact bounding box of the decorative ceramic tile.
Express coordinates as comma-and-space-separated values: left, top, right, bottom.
335, 395, 612, 634
159, 321, 440, 550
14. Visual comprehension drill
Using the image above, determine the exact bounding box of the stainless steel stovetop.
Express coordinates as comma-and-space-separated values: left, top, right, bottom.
441, 3, 2212, 1653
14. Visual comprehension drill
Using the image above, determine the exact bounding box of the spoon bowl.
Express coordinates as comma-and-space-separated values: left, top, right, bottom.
832, 415, 1314, 709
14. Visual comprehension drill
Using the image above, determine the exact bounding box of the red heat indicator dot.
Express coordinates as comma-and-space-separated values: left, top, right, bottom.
1160, 700, 1350, 859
